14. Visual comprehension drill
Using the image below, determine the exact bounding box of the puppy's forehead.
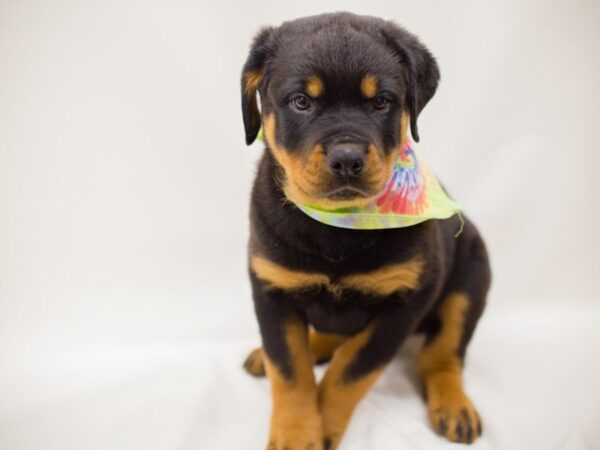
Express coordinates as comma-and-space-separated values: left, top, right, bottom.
270, 24, 403, 94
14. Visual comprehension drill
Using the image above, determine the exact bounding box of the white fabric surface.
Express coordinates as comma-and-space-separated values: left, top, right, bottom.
1, 305, 600, 450
1, 0, 599, 449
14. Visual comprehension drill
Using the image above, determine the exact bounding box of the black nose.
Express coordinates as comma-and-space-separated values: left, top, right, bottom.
326, 143, 366, 178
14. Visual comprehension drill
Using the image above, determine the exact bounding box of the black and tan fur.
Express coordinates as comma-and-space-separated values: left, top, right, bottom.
239, 12, 491, 450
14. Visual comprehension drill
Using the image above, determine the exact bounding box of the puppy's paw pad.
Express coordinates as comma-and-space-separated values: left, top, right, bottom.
428, 397, 482, 444
243, 347, 265, 377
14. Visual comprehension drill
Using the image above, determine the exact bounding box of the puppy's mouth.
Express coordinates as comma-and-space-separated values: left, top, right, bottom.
323, 186, 371, 201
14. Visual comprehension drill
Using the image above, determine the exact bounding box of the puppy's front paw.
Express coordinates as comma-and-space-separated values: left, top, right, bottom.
427, 390, 482, 444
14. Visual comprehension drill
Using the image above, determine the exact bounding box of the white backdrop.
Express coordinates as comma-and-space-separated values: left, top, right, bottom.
1, 0, 599, 449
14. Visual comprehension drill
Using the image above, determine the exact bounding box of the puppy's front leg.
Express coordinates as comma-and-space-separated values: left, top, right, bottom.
318, 306, 418, 450
252, 278, 323, 450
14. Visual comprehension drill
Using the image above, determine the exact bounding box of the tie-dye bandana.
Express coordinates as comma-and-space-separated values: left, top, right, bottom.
286, 141, 461, 230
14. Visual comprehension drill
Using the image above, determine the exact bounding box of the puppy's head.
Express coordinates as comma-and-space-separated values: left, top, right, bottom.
241, 13, 439, 208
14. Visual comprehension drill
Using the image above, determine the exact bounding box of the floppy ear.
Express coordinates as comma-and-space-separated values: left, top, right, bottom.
241, 27, 274, 145
381, 23, 440, 142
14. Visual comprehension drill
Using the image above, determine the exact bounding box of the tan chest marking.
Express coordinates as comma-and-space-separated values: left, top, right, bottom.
250, 255, 424, 297
341, 257, 424, 295
250, 256, 330, 291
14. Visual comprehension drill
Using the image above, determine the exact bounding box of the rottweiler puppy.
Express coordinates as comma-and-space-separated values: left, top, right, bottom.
240, 12, 491, 450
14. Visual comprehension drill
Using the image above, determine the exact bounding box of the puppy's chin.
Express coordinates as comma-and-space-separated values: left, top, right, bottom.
327, 187, 369, 200
285, 180, 378, 210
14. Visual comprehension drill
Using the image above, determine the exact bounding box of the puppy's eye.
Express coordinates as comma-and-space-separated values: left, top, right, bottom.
373, 95, 391, 111
290, 94, 311, 111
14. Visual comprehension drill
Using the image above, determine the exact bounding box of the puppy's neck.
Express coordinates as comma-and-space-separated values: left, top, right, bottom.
250, 149, 387, 263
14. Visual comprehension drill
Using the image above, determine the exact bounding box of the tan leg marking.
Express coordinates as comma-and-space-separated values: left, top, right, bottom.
418, 292, 482, 443
243, 330, 347, 377
264, 318, 324, 450
310, 331, 347, 363
318, 326, 383, 450
250, 254, 423, 297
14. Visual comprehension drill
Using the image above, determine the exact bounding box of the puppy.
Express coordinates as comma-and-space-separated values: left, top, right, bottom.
240, 12, 491, 450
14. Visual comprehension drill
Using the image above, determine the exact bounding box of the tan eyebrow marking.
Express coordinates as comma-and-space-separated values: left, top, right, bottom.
306, 75, 325, 97
360, 74, 378, 98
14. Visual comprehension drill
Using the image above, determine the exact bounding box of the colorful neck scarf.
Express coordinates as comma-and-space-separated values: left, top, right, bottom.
287, 141, 461, 230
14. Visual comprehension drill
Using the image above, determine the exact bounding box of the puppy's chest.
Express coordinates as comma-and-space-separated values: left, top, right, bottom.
250, 253, 425, 298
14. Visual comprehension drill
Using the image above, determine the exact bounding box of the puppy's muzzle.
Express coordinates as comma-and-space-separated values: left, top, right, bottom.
325, 140, 367, 179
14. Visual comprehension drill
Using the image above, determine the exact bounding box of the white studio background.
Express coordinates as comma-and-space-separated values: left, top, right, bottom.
1, 1, 599, 450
